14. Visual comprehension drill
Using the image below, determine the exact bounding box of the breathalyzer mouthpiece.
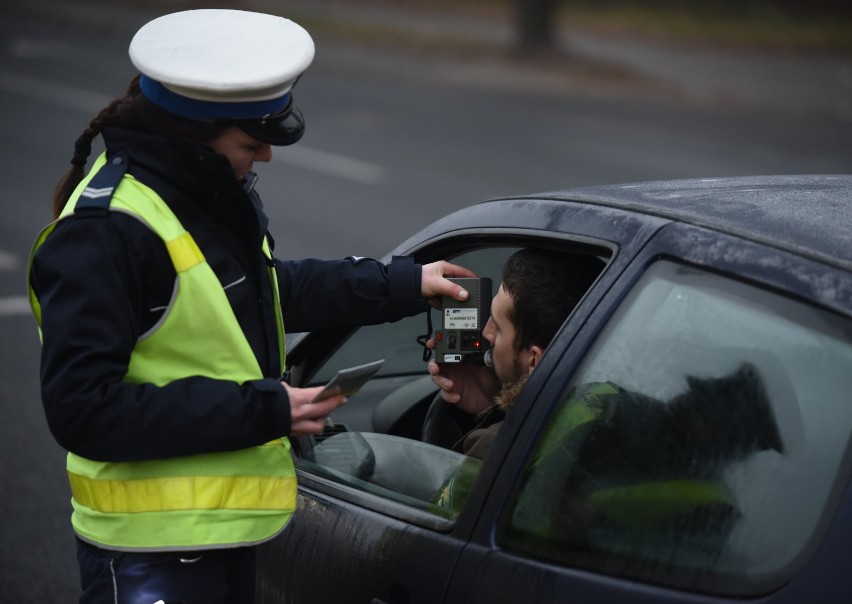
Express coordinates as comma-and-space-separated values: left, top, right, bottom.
483, 349, 493, 368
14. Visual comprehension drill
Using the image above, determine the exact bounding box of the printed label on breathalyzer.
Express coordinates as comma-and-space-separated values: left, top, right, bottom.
445, 308, 478, 329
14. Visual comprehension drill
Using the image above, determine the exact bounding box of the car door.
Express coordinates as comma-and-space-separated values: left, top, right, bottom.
255, 199, 664, 604
443, 221, 852, 603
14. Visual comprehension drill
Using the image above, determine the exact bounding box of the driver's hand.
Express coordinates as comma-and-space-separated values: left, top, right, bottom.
426, 338, 500, 416
282, 382, 348, 437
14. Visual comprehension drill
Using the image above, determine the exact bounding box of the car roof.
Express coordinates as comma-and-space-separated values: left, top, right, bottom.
518, 175, 852, 272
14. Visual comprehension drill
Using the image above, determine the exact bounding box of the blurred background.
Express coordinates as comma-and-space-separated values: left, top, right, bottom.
1, 0, 850, 600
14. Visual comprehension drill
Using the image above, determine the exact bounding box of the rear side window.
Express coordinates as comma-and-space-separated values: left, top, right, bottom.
501, 260, 852, 595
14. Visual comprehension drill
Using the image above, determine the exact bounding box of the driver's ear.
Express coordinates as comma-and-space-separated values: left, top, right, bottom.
526, 345, 545, 374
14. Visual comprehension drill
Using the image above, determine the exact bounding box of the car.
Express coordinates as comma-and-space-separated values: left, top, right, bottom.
256, 175, 852, 604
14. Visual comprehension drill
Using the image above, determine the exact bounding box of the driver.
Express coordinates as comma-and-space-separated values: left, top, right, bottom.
428, 248, 603, 459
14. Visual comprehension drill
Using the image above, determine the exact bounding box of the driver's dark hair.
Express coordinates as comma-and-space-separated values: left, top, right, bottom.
501, 248, 603, 354
52, 74, 229, 219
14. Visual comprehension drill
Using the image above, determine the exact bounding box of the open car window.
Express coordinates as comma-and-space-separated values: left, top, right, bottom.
293, 243, 608, 523
309, 247, 520, 384
500, 260, 852, 596
297, 247, 522, 437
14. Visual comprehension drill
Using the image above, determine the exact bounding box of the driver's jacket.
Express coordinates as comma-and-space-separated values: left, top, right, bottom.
28, 128, 427, 550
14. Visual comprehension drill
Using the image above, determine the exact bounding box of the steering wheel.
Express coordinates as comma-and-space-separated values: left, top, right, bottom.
421, 391, 476, 449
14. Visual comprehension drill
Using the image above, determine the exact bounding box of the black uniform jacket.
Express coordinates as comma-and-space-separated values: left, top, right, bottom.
30, 128, 427, 463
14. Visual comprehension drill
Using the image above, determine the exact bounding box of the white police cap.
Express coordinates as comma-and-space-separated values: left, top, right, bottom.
129, 9, 314, 145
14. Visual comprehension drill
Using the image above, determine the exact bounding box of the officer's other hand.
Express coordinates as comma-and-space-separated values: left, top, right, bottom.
426, 338, 499, 416
420, 261, 476, 308
283, 383, 347, 437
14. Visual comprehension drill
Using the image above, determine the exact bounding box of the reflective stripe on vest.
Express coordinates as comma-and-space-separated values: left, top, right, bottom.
588, 479, 736, 532
29, 153, 292, 551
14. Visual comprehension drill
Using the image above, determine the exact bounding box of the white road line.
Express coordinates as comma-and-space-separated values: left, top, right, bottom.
0, 249, 18, 271
0, 250, 29, 316
10, 37, 72, 60
272, 145, 386, 185
0, 296, 31, 317
0, 70, 386, 185
0, 70, 112, 113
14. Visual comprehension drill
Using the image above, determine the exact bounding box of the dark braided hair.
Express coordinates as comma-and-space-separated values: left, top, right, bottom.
52, 75, 229, 219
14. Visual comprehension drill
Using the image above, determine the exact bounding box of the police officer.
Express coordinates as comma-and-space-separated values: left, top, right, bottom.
28, 9, 472, 603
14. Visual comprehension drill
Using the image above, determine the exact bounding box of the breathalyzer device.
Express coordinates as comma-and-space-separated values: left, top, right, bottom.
434, 277, 492, 365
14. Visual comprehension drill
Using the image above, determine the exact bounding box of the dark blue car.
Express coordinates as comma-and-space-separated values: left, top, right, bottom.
257, 175, 852, 604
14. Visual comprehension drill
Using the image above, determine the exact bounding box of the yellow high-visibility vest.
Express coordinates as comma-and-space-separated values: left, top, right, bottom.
29, 153, 293, 551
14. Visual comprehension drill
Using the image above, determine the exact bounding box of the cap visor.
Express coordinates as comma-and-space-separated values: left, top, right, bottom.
238, 105, 305, 146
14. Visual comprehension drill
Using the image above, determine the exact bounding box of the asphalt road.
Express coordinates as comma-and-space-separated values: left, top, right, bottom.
0, 0, 850, 601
